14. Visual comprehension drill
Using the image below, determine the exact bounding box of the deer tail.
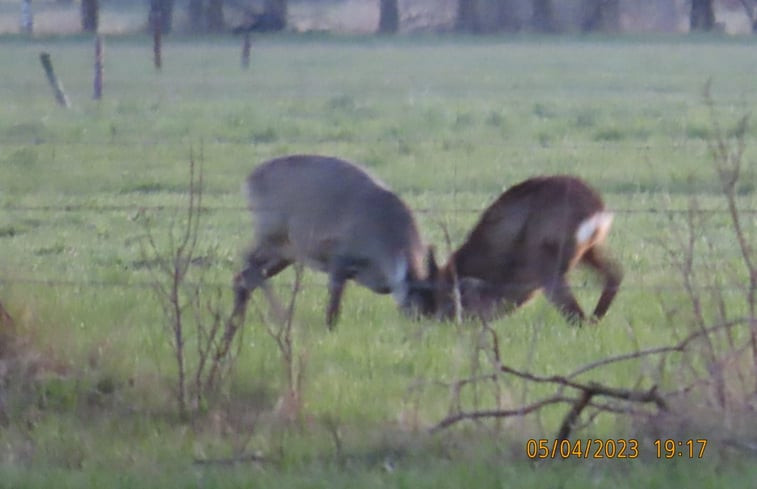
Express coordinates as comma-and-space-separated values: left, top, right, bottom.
575, 211, 614, 246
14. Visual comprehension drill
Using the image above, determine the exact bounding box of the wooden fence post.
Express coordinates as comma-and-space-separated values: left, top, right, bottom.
241, 31, 251, 69
39, 52, 70, 108
151, 10, 162, 70
93, 35, 104, 100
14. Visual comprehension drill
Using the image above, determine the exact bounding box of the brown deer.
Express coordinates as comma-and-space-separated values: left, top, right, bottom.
233, 154, 436, 328
428, 176, 623, 324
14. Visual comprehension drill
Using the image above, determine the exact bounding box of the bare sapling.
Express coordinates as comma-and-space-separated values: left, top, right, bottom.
702, 86, 756, 389
660, 84, 757, 406
139, 150, 241, 417
259, 264, 308, 425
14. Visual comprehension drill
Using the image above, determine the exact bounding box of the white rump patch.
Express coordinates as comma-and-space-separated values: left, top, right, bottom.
575, 211, 614, 246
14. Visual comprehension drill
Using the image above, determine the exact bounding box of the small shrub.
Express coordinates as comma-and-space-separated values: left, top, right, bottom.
5, 148, 38, 166
686, 123, 710, 140
484, 111, 506, 128
593, 127, 625, 141
251, 127, 279, 143
532, 102, 556, 119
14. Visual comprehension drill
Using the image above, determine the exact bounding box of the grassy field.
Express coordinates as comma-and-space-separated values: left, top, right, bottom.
1, 34, 757, 486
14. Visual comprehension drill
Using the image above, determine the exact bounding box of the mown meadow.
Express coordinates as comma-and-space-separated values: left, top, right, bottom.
1, 34, 757, 487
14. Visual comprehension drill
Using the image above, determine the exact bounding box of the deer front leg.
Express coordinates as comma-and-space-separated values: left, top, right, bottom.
326, 256, 363, 329
326, 274, 347, 330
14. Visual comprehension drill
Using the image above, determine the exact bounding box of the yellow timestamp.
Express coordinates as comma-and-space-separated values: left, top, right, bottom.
525, 438, 708, 460
525, 438, 640, 459
654, 439, 708, 459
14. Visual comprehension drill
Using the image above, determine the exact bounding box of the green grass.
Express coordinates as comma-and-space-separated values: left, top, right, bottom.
1, 34, 757, 486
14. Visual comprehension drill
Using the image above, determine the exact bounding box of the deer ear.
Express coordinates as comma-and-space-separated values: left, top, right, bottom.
426, 246, 438, 280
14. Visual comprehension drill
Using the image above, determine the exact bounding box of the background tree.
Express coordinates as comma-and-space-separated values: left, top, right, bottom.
20, 0, 33, 34
531, 0, 556, 32
581, 0, 620, 33
738, 0, 757, 33
206, 0, 224, 31
149, 0, 175, 33
456, 0, 519, 33
493, 0, 520, 32
378, 0, 400, 34
690, 0, 715, 31
232, 0, 287, 33
262, 0, 287, 30
188, 0, 204, 32
81, 0, 98, 32
456, 0, 481, 33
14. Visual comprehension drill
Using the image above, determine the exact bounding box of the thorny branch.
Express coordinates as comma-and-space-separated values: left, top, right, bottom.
703, 83, 757, 393
430, 318, 668, 439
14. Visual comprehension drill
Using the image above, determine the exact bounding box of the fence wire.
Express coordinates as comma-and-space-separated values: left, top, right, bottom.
2, 204, 757, 215
0, 274, 752, 294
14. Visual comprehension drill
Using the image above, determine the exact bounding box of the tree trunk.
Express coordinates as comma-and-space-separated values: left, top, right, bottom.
378, 0, 400, 34
581, 0, 620, 33
20, 0, 33, 34
81, 0, 98, 32
690, 0, 715, 31
494, 0, 520, 32
264, 0, 287, 30
456, 0, 480, 32
206, 0, 224, 32
738, 0, 757, 33
188, 0, 204, 32
149, 0, 175, 34
532, 0, 556, 33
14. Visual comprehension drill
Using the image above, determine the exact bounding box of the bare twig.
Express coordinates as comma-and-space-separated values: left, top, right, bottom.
0, 300, 13, 327
566, 318, 750, 380
259, 264, 308, 424
438, 220, 462, 324
430, 395, 576, 433
193, 452, 269, 466
556, 389, 593, 441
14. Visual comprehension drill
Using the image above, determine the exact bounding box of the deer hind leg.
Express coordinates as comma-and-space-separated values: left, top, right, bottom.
536, 243, 585, 324
233, 246, 291, 315
542, 276, 585, 324
581, 246, 623, 321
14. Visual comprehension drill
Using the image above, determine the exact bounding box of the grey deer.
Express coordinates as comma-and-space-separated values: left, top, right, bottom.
233, 154, 436, 328
427, 175, 623, 324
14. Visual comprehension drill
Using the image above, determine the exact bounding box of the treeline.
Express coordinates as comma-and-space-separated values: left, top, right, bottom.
23, 0, 757, 36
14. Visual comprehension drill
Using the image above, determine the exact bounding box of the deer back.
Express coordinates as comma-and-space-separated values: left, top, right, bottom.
450, 176, 607, 285
432, 175, 617, 321
245, 155, 429, 290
